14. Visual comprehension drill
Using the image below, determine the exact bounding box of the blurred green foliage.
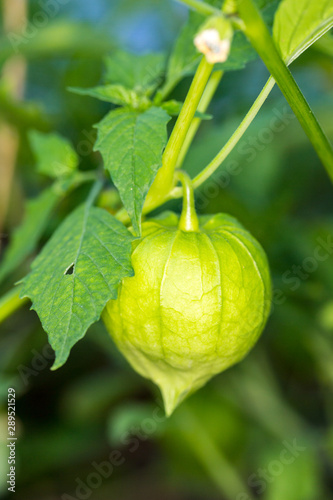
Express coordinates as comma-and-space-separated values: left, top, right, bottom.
0, 0, 333, 499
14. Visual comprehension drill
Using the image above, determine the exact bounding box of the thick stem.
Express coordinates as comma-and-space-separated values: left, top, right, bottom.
177, 171, 199, 232
176, 70, 224, 169
143, 57, 213, 214
236, 0, 333, 183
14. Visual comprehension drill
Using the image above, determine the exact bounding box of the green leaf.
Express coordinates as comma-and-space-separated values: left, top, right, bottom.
20, 195, 135, 370
29, 131, 79, 179
313, 32, 333, 57
94, 107, 170, 235
69, 84, 149, 109
273, 0, 333, 64
104, 50, 165, 94
0, 187, 59, 284
216, 31, 257, 71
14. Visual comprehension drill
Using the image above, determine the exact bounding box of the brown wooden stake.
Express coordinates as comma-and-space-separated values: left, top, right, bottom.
0, 0, 27, 237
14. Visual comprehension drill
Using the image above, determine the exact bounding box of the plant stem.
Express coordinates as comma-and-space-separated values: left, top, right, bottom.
175, 0, 219, 16
143, 57, 213, 213
192, 76, 275, 188
170, 76, 275, 197
175, 405, 256, 500
236, 0, 333, 183
176, 70, 224, 169
177, 171, 199, 232
0, 287, 28, 325
85, 178, 104, 207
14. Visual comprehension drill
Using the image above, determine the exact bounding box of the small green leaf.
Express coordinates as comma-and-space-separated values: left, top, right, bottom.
161, 99, 212, 120
29, 131, 79, 179
104, 50, 165, 94
69, 84, 149, 109
160, 100, 184, 116
273, 0, 333, 64
20, 198, 135, 370
194, 110, 213, 120
94, 107, 170, 235
0, 187, 59, 284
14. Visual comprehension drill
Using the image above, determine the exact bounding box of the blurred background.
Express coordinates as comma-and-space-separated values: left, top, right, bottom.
0, 0, 333, 498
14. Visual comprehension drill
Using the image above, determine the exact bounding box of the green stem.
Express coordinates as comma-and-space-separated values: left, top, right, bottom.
236, 0, 333, 183
175, 405, 256, 500
143, 57, 213, 213
171, 76, 275, 197
85, 178, 104, 208
177, 171, 199, 232
176, 70, 224, 169
0, 286, 28, 325
176, 0, 219, 16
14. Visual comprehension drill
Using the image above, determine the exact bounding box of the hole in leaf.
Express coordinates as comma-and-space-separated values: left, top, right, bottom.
64, 263, 75, 275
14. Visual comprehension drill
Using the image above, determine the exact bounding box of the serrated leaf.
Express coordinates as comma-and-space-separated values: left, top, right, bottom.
94, 106, 170, 235
0, 187, 59, 284
20, 203, 135, 369
104, 50, 165, 94
29, 131, 79, 179
69, 84, 148, 109
273, 0, 333, 64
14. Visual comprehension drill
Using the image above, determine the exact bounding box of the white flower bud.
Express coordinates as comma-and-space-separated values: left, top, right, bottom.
194, 28, 231, 63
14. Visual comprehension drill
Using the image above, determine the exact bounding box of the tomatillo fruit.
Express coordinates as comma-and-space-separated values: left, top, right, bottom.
103, 208, 271, 415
